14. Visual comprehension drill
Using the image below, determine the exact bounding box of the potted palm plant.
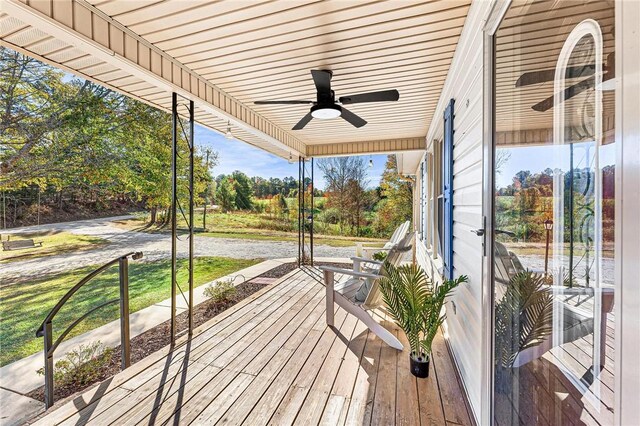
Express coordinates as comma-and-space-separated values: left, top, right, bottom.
379, 263, 467, 378
494, 270, 553, 392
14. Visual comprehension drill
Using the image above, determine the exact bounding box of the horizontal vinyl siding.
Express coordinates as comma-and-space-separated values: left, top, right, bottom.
414, 0, 493, 421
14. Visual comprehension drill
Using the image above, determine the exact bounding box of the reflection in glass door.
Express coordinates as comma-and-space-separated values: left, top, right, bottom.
493, 1, 616, 424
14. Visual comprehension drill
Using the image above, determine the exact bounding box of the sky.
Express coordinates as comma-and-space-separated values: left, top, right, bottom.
195, 125, 388, 190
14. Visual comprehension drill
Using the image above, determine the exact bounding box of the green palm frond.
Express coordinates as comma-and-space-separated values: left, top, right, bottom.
379, 262, 466, 357
495, 270, 553, 368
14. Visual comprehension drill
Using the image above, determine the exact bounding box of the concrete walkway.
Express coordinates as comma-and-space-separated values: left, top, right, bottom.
2, 215, 354, 282
0, 257, 349, 426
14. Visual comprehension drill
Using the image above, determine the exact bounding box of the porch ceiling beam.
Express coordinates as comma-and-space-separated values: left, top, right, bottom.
307, 137, 426, 157
3, 0, 305, 157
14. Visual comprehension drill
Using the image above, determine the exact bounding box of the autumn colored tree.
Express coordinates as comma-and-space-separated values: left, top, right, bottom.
374, 156, 413, 235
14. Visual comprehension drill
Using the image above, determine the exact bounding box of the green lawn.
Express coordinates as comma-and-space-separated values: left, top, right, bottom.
0, 231, 109, 263
0, 256, 260, 366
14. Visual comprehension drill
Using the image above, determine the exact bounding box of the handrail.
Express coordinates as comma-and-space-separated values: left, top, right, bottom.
35, 251, 141, 338
36, 251, 143, 409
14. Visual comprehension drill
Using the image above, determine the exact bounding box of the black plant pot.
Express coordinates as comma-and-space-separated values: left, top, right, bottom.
410, 353, 430, 378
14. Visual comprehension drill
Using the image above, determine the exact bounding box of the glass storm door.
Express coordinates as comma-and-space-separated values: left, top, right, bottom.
492, 1, 616, 424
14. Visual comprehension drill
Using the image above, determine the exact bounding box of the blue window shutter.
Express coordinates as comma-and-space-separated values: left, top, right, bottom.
443, 99, 455, 280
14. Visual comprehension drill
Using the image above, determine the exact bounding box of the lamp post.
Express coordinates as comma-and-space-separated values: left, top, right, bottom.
544, 219, 553, 277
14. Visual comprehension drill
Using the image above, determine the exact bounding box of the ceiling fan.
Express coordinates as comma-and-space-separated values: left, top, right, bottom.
254, 69, 399, 130
515, 52, 614, 112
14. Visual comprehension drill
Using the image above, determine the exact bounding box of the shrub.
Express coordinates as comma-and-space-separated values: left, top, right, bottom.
37, 341, 113, 388
318, 208, 341, 225
203, 278, 237, 303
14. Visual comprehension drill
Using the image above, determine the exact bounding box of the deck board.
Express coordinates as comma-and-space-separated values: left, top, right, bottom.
36, 268, 474, 426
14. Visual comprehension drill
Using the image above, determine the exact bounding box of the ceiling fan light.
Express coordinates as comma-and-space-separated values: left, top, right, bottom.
311, 104, 341, 120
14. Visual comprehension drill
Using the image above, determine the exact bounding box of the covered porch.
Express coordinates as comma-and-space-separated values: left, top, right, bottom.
32, 268, 473, 425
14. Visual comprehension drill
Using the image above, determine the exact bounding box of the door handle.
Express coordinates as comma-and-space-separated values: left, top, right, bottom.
471, 229, 485, 236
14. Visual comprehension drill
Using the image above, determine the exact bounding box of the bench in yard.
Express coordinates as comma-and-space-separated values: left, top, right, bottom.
2, 239, 43, 251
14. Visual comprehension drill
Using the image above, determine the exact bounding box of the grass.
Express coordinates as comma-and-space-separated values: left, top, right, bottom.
0, 231, 109, 263
0, 256, 260, 366
114, 212, 385, 248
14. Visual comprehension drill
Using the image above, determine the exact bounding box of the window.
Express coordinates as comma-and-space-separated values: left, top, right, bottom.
419, 160, 427, 240
431, 140, 443, 259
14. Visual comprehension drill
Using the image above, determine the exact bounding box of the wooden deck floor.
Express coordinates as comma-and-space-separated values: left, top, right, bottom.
35, 268, 473, 426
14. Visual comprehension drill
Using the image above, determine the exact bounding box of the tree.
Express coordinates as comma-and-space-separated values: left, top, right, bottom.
216, 176, 236, 212
374, 155, 413, 235
231, 170, 253, 210
1, 47, 217, 227
317, 156, 369, 232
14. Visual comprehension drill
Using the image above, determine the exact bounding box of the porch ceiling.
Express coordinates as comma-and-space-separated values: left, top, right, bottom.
1, 0, 472, 159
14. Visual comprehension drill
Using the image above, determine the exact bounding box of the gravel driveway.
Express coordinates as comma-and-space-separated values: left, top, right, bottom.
1, 216, 354, 283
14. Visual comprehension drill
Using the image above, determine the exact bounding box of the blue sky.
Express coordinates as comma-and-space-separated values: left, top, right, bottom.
195, 125, 387, 190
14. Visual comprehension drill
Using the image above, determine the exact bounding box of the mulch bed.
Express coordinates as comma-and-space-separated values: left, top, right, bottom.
25, 260, 353, 407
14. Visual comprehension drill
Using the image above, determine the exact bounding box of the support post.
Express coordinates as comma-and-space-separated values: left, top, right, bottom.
43, 321, 53, 409
170, 92, 178, 345
301, 157, 306, 263
118, 256, 131, 369
188, 99, 194, 336
298, 157, 302, 267
310, 157, 314, 266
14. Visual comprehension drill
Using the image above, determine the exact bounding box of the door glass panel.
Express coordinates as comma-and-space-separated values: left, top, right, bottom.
493, 1, 615, 424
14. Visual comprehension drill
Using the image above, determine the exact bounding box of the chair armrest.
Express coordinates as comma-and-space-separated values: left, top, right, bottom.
319, 265, 381, 280
355, 241, 387, 248
361, 246, 394, 254
350, 256, 383, 265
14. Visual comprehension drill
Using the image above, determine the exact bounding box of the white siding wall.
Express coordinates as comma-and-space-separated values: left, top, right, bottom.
414, 0, 494, 421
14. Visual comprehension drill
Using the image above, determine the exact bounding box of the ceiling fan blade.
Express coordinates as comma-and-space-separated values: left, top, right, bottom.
292, 112, 313, 130
516, 65, 595, 88
340, 107, 367, 128
339, 89, 399, 104
532, 76, 595, 112
311, 69, 332, 94
254, 100, 314, 105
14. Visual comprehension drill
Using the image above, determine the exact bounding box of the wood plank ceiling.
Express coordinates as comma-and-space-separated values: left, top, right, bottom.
1, 0, 472, 158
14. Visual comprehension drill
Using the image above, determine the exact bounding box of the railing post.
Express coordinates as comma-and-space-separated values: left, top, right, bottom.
43, 321, 54, 409
119, 256, 131, 369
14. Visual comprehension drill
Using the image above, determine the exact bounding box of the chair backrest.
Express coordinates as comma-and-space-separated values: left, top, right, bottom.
494, 241, 515, 286
389, 221, 410, 245
363, 232, 414, 309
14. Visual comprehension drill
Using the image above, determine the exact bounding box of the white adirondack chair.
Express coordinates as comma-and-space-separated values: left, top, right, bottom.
355, 220, 410, 259
321, 232, 414, 351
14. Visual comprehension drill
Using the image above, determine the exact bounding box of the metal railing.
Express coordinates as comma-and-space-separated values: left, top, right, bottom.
35, 251, 143, 408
